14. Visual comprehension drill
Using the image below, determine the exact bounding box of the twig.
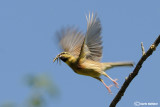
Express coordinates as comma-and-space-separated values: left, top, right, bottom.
110, 35, 160, 107
141, 42, 145, 55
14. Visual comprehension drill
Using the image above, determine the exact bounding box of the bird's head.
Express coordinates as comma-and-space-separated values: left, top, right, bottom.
53, 52, 75, 65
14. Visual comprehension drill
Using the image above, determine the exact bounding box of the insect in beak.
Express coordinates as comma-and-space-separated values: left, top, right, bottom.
53, 54, 61, 64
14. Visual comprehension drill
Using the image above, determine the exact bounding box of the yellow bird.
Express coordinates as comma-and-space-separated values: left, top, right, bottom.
53, 13, 133, 93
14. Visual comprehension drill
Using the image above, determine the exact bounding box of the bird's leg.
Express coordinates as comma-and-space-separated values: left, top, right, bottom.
102, 72, 119, 88
94, 77, 113, 94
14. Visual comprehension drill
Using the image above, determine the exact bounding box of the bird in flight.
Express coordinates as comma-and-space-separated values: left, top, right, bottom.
53, 12, 133, 93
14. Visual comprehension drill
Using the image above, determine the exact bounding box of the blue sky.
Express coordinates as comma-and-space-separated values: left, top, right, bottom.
0, 0, 160, 107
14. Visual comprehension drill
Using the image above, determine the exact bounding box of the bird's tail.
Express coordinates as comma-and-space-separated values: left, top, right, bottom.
103, 62, 134, 71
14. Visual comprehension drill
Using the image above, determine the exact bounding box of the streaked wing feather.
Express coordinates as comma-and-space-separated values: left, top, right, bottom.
56, 27, 84, 57
85, 13, 103, 61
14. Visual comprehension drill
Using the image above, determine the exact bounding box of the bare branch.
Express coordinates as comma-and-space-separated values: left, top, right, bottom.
110, 35, 160, 107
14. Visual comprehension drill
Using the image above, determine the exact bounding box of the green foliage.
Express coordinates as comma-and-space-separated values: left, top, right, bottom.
1, 73, 58, 107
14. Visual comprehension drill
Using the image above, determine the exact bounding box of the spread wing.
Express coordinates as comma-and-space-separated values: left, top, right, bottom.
56, 27, 85, 57
84, 13, 103, 62
56, 13, 102, 61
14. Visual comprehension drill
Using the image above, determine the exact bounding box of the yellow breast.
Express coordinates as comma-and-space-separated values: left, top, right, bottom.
70, 60, 103, 77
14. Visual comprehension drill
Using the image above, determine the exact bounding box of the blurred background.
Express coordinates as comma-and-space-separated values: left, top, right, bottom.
0, 0, 160, 107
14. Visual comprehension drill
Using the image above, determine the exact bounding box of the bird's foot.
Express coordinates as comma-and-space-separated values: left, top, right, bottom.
105, 84, 113, 94
112, 79, 119, 88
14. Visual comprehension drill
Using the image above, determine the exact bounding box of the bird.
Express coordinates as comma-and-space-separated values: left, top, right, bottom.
53, 12, 134, 93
